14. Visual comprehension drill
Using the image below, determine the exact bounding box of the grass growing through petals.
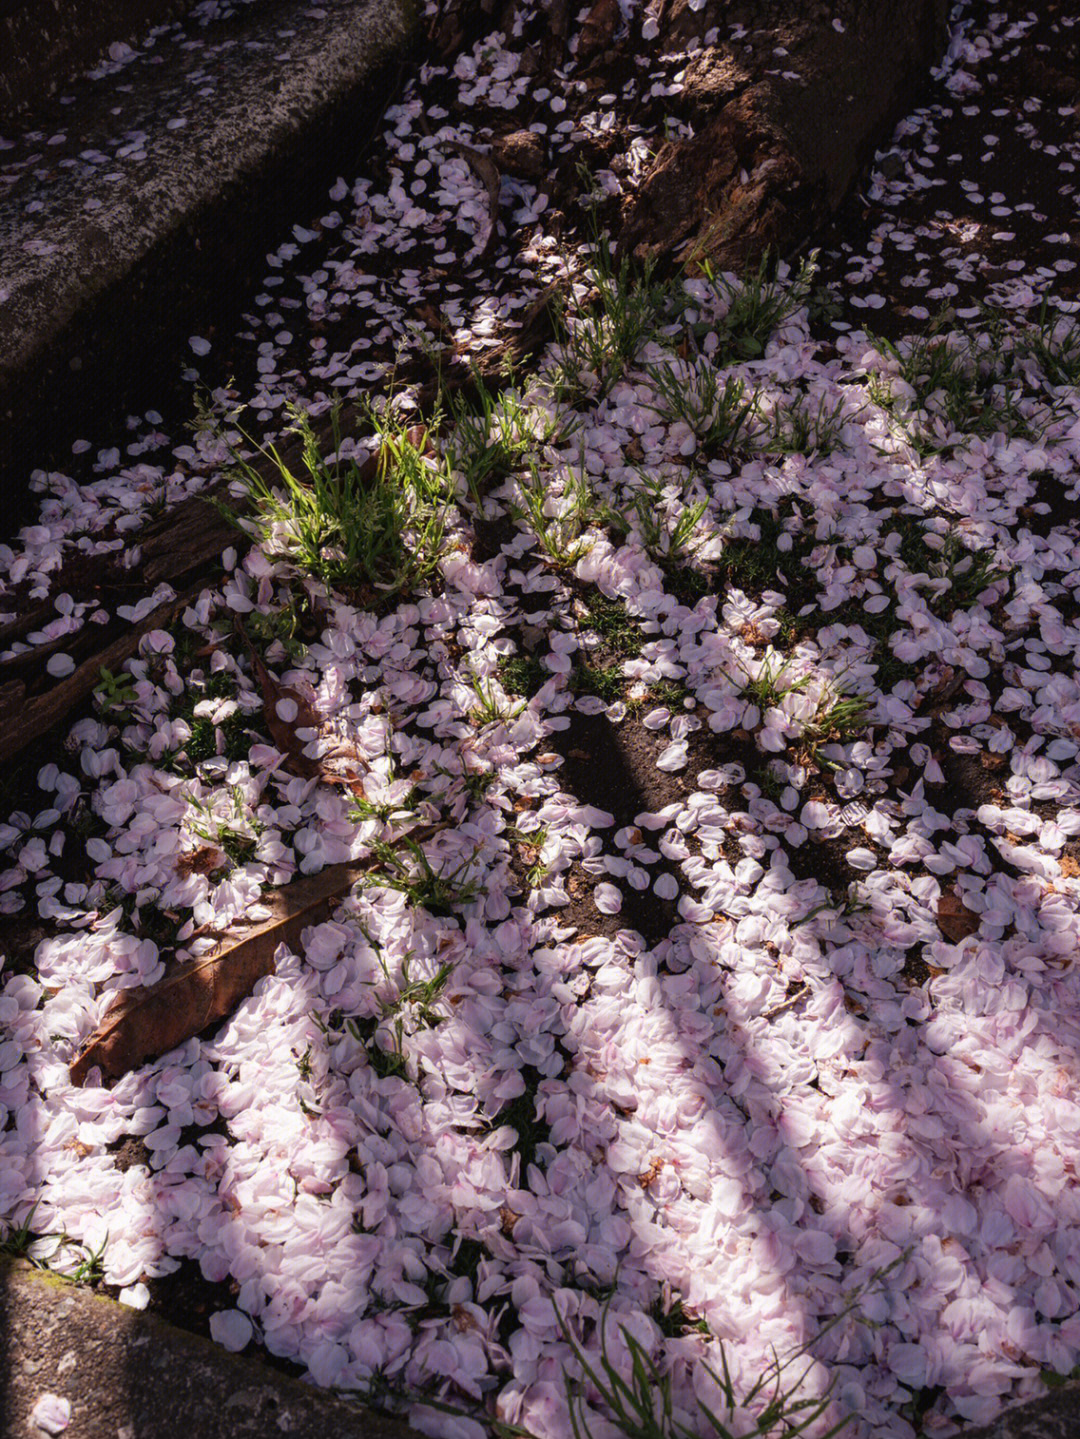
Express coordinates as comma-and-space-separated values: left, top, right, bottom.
367, 836, 483, 917
885, 517, 1011, 617
468, 674, 526, 727
543, 1298, 850, 1439
548, 234, 676, 402
512, 460, 594, 567
737, 650, 810, 712
761, 391, 850, 457
1019, 299, 1080, 388
212, 400, 450, 599
498, 653, 548, 698
804, 690, 872, 757
698, 249, 817, 363
720, 503, 816, 611
601, 471, 711, 572
447, 376, 561, 506
644, 363, 760, 457
568, 661, 626, 703
581, 590, 645, 658
869, 310, 1046, 453
342, 951, 455, 1081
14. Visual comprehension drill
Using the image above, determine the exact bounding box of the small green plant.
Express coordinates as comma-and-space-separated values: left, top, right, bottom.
869, 309, 1045, 453
601, 472, 710, 570
348, 766, 424, 829
803, 690, 871, 762
568, 662, 626, 703
885, 519, 1010, 617
241, 602, 310, 661
648, 679, 691, 709
211, 399, 450, 600
699, 250, 817, 362
95, 666, 140, 719
367, 836, 483, 916
1, 1206, 108, 1287
507, 824, 550, 888
467, 672, 525, 726
346, 949, 455, 1079
1018, 299, 1080, 389
184, 785, 261, 865
738, 650, 810, 712
581, 591, 644, 658
645, 363, 760, 456
67, 1232, 109, 1284
0, 1203, 44, 1261
447, 376, 560, 506
513, 460, 594, 567
550, 1296, 851, 1439
761, 392, 851, 457
548, 233, 676, 401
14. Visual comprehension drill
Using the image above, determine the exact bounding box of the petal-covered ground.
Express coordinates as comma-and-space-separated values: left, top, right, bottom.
2, 2, 1080, 1437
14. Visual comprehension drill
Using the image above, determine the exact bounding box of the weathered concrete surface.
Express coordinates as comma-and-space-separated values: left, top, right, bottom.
0, 0, 196, 121
0, 1258, 414, 1439
0, 0, 415, 500
961, 1385, 1080, 1439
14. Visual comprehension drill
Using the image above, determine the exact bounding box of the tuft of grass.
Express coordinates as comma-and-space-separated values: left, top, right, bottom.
804, 690, 871, 761
869, 308, 1046, 453
184, 785, 261, 866
737, 650, 810, 712
95, 666, 140, 721
581, 590, 644, 658
719, 503, 816, 610
470, 678, 525, 728
604, 482, 711, 572
645, 363, 760, 457
345, 949, 455, 1081
761, 392, 851, 457
498, 653, 549, 698
549, 1295, 852, 1439
211, 398, 451, 601
548, 235, 676, 402
884, 516, 1011, 617
367, 836, 483, 917
569, 662, 626, 703
512, 460, 595, 567
1018, 299, 1080, 389
699, 250, 817, 363
447, 375, 560, 506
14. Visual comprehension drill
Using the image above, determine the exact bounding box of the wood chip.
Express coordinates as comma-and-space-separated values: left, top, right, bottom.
69, 862, 367, 1084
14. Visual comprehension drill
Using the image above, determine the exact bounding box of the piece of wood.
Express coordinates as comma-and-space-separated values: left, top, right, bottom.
69, 861, 368, 1084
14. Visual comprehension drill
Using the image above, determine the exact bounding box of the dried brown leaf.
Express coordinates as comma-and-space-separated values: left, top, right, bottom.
936, 887, 981, 944
239, 625, 322, 780
450, 142, 501, 259
69, 863, 366, 1084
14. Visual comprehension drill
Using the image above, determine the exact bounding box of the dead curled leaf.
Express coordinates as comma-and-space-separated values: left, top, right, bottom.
936, 887, 981, 944
69, 863, 368, 1085
239, 625, 322, 780
449, 142, 501, 259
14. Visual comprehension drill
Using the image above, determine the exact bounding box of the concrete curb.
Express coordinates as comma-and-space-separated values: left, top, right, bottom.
0, 1, 197, 121
958, 1383, 1080, 1439
0, 1258, 416, 1439
0, 0, 416, 499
